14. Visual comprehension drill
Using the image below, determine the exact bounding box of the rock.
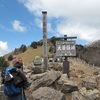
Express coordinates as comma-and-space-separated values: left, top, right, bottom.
30, 56, 45, 74
82, 76, 98, 89
32, 65, 44, 74
71, 91, 85, 100
24, 69, 31, 73
48, 62, 63, 71
57, 74, 78, 93
93, 69, 100, 75
96, 75, 100, 91
61, 81, 78, 93
30, 72, 46, 81
57, 74, 68, 90
80, 87, 100, 100
30, 70, 62, 91
32, 87, 67, 100
33, 56, 42, 65
58, 74, 68, 84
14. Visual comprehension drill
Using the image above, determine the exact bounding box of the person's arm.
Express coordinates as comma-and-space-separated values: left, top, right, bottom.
18, 71, 30, 89
23, 80, 30, 89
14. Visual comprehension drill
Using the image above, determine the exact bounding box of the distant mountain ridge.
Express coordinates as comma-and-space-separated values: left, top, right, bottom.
86, 39, 100, 48
76, 40, 100, 66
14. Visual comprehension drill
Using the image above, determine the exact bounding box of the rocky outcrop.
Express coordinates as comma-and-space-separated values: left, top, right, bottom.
1, 57, 100, 100
24, 60, 100, 100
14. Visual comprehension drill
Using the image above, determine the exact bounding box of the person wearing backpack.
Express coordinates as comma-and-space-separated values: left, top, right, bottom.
12, 56, 17, 66
3, 61, 30, 100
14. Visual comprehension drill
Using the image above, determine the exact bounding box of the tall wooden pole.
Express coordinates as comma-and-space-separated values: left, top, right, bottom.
42, 11, 48, 70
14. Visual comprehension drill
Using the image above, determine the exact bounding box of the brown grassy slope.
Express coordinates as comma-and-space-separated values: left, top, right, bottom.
9, 46, 51, 66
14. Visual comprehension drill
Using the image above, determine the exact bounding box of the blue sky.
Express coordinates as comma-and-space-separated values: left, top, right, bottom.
0, 0, 100, 56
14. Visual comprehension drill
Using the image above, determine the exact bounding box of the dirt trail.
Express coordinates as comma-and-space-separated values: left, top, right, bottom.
69, 58, 99, 77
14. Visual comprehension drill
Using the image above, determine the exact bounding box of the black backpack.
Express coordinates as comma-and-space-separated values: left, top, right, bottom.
3, 67, 24, 96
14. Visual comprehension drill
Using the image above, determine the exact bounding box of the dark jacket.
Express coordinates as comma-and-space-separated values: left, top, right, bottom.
7, 71, 30, 100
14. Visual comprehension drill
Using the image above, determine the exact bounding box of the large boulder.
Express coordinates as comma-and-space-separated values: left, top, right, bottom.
32, 87, 67, 100
30, 70, 62, 91
57, 74, 78, 93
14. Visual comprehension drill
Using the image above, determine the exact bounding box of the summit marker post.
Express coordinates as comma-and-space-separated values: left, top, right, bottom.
42, 11, 48, 71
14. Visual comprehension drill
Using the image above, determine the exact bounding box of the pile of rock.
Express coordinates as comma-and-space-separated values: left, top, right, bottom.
24, 56, 100, 100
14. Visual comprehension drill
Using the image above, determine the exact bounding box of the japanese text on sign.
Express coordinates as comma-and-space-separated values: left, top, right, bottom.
56, 40, 76, 56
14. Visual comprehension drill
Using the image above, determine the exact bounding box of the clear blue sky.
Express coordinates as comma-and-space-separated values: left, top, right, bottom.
0, 0, 100, 56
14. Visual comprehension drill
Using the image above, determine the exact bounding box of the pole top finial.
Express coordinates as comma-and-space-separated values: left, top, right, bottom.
42, 11, 47, 14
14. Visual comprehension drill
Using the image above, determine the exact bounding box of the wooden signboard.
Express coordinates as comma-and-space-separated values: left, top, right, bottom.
56, 40, 76, 56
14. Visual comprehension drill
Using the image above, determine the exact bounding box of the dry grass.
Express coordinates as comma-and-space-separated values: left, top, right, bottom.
9, 46, 51, 66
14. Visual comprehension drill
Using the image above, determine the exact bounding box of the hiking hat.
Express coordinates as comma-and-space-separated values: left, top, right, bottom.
14, 61, 23, 69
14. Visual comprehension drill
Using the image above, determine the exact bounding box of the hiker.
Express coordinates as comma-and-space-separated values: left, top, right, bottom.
48, 57, 53, 62
18, 57, 23, 63
2, 61, 30, 100
54, 56, 57, 62
12, 56, 17, 65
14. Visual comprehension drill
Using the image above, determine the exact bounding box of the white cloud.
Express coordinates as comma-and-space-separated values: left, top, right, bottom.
56, 23, 100, 42
18, 0, 100, 43
12, 20, 26, 32
0, 41, 9, 56
35, 18, 42, 28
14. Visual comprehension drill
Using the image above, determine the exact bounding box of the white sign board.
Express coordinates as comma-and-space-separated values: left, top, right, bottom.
56, 40, 76, 56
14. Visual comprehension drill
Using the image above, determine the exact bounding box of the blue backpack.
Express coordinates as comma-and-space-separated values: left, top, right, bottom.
3, 67, 22, 96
